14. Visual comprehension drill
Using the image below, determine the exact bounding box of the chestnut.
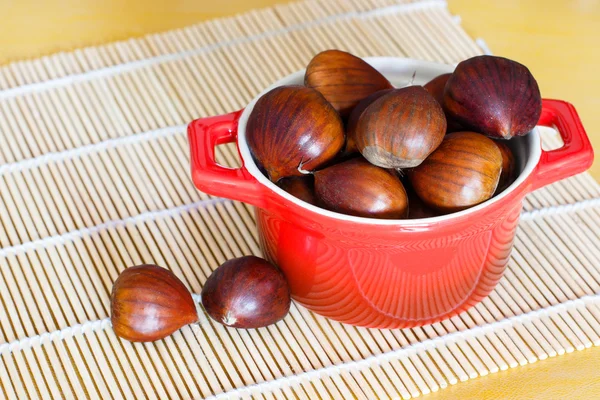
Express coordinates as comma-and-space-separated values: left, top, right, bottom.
345, 88, 394, 154
405, 183, 439, 219
314, 157, 408, 219
408, 132, 503, 212
424, 73, 451, 106
424, 73, 464, 133
277, 176, 317, 205
305, 49, 393, 117
443, 55, 542, 139
201, 256, 291, 329
354, 86, 447, 169
247, 85, 345, 182
111, 265, 198, 342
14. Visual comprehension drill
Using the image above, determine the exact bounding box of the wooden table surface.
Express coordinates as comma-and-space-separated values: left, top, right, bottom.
1, 0, 599, 398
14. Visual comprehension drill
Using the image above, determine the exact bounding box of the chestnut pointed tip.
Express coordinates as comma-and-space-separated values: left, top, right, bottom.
268, 171, 282, 183
185, 308, 201, 325
499, 131, 513, 140
297, 158, 314, 175
222, 311, 238, 327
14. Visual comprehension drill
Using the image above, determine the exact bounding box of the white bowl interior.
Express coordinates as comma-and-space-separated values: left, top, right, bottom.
237, 57, 540, 225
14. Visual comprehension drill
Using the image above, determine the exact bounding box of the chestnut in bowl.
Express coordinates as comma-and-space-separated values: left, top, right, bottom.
305, 49, 393, 117
354, 86, 447, 169
408, 131, 503, 212
246, 85, 345, 182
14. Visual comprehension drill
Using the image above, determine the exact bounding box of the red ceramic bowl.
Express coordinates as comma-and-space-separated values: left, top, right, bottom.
188, 58, 594, 329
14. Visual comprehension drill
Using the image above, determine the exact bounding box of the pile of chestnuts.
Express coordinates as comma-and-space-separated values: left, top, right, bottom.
248, 50, 542, 218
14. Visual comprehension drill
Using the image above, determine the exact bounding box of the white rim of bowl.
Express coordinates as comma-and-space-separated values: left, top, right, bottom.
237, 57, 541, 226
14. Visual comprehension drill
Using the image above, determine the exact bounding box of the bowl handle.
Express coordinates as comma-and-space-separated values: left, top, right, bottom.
529, 99, 594, 192
188, 110, 267, 208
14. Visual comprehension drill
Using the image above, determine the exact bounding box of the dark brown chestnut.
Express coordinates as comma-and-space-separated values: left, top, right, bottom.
408, 132, 502, 212
424, 73, 451, 106
494, 140, 516, 194
354, 86, 447, 169
111, 265, 198, 342
345, 88, 394, 154
424, 73, 464, 133
247, 85, 345, 182
277, 176, 317, 205
201, 256, 291, 329
314, 157, 408, 219
405, 183, 439, 219
443, 55, 542, 139
305, 49, 393, 117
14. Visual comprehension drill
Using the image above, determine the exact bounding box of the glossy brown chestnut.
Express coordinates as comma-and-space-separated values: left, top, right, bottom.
345, 88, 393, 154
314, 157, 408, 219
277, 176, 317, 205
494, 140, 516, 194
424, 73, 463, 133
247, 85, 345, 182
111, 265, 198, 342
424, 73, 451, 106
408, 132, 502, 212
443, 55, 542, 139
354, 86, 447, 169
304, 49, 393, 117
201, 256, 291, 329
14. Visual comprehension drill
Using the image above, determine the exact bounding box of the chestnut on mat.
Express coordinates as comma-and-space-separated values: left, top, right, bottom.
201, 256, 291, 329
314, 157, 409, 219
408, 132, 503, 212
111, 265, 198, 342
246, 85, 344, 182
305, 49, 393, 117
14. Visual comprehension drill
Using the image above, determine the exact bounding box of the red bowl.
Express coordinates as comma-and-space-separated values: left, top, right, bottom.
188, 58, 594, 328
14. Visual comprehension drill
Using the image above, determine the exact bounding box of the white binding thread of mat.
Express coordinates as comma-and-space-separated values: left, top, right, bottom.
0, 197, 597, 258
0, 197, 232, 257
0, 124, 187, 175
520, 198, 600, 221
0, 0, 448, 101
1, 291, 599, 397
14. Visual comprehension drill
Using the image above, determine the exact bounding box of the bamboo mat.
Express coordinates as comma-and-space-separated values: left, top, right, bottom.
0, 0, 599, 398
